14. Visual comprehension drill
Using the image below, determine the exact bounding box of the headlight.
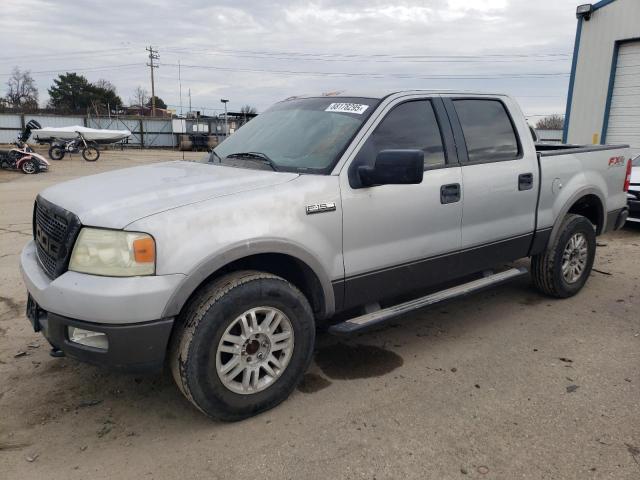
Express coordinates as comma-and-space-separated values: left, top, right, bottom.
69, 228, 155, 276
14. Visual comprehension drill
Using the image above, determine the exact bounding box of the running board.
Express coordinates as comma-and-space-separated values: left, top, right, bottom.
328, 267, 528, 335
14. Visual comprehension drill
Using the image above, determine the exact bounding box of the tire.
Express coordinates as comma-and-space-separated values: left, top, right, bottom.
20, 160, 37, 174
531, 214, 596, 298
48, 146, 65, 160
170, 270, 315, 421
82, 146, 100, 162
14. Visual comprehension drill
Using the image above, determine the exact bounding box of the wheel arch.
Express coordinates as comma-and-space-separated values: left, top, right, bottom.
548, 188, 606, 248
162, 243, 336, 322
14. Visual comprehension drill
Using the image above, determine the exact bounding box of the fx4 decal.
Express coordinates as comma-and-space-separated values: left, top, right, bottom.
608, 156, 626, 167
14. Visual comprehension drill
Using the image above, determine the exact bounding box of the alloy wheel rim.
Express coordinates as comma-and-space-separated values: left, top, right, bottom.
561, 232, 588, 284
23, 162, 35, 173
216, 307, 294, 395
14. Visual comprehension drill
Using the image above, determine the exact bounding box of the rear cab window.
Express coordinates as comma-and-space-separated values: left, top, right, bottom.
453, 99, 521, 163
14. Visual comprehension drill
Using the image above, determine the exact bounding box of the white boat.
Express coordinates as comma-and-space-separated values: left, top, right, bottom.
32, 126, 131, 143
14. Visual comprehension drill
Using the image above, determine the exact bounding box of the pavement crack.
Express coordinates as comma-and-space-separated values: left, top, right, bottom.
625, 443, 640, 470
0, 227, 30, 237
0, 295, 24, 314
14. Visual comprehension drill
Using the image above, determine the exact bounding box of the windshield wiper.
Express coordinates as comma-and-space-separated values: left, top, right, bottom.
225, 152, 279, 171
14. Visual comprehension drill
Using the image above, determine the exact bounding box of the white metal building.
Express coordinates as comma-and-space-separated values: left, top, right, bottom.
564, 0, 640, 156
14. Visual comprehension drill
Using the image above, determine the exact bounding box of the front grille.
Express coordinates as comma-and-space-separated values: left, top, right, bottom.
33, 196, 81, 279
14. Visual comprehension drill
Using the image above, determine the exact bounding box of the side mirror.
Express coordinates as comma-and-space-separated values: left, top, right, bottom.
357, 149, 424, 187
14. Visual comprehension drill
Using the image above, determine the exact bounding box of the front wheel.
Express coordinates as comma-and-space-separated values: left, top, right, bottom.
531, 214, 596, 298
82, 146, 100, 162
20, 160, 37, 174
48, 145, 65, 160
170, 271, 315, 421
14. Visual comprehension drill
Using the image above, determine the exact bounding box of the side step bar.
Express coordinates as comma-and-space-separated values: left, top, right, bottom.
328, 267, 528, 336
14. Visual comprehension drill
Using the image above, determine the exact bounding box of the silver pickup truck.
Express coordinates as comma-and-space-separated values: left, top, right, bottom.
21, 90, 632, 420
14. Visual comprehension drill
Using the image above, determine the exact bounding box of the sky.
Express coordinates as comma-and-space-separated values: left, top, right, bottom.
0, 0, 582, 121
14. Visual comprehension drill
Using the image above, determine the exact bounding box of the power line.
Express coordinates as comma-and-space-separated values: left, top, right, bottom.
161, 48, 571, 65
160, 62, 569, 80
0, 47, 135, 62
0, 63, 142, 77
162, 46, 571, 60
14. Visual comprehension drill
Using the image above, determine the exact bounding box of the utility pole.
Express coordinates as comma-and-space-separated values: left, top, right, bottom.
221, 99, 229, 137
188, 88, 192, 114
146, 46, 159, 116
178, 60, 183, 117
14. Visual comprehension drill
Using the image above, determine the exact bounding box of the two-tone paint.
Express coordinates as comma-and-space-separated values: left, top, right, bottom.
20, 90, 631, 371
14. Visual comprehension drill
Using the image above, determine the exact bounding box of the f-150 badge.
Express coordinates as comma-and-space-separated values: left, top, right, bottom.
306, 202, 336, 215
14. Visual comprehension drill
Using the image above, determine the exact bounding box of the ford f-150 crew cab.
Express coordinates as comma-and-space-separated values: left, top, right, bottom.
21, 90, 633, 420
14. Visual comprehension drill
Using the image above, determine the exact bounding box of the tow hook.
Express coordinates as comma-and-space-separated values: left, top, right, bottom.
49, 347, 65, 358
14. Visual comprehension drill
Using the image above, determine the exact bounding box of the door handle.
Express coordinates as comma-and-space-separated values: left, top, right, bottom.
518, 173, 534, 191
440, 183, 461, 204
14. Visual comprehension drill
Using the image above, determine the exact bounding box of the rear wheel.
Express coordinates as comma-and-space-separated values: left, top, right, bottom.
170, 270, 315, 421
48, 146, 65, 160
82, 146, 100, 162
531, 214, 596, 298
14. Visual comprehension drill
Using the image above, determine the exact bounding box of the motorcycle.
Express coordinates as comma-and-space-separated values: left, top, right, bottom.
48, 132, 100, 162
0, 120, 49, 174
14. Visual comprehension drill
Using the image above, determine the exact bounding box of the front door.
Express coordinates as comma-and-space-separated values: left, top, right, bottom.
339, 97, 463, 310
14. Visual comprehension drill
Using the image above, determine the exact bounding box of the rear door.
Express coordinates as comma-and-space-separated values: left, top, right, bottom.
444, 97, 538, 259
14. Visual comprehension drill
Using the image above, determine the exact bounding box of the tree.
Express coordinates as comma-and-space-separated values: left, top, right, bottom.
5, 67, 39, 110
535, 114, 564, 130
47, 73, 123, 114
90, 79, 123, 114
146, 95, 167, 110
130, 86, 149, 107
94, 79, 117, 92
47, 72, 94, 113
240, 104, 257, 115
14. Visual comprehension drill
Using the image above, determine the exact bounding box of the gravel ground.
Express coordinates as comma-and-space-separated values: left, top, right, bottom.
1, 149, 639, 479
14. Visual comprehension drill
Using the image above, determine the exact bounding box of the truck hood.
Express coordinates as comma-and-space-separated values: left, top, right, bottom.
40, 161, 299, 228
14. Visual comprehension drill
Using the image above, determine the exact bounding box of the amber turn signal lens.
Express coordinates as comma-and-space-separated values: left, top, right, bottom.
133, 237, 155, 263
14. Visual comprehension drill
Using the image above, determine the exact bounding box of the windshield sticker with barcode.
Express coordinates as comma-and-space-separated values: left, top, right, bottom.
325, 103, 369, 114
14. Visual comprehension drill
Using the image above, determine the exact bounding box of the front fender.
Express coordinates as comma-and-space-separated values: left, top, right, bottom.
161, 239, 336, 319
17, 153, 49, 167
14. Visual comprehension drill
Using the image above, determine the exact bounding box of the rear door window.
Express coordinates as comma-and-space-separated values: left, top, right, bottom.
453, 99, 520, 163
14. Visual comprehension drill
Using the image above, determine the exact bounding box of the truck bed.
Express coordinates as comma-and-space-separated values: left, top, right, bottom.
534, 142, 630, 235
535, 143, 629, 156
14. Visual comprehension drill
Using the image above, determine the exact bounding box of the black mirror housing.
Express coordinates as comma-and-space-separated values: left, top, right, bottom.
358, 149, 424, 187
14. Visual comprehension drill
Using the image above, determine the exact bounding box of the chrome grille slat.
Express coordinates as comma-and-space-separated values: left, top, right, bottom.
33, 198, 81, 279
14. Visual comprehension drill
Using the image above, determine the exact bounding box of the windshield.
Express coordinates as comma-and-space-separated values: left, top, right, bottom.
633, 155, 640, 167
201, 97, 379, 173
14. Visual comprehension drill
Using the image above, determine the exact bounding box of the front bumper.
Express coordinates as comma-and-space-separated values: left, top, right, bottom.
20, 240, 185, 324
30, 306, 173, 372
20, 240, 185, 371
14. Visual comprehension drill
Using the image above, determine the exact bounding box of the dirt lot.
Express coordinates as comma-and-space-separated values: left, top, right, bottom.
1, 149, 639, 479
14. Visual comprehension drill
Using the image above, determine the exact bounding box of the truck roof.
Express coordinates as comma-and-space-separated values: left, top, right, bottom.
283, 89, 508, 101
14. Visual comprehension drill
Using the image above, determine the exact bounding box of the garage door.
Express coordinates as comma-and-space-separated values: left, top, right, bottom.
606, 41, 640, 155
